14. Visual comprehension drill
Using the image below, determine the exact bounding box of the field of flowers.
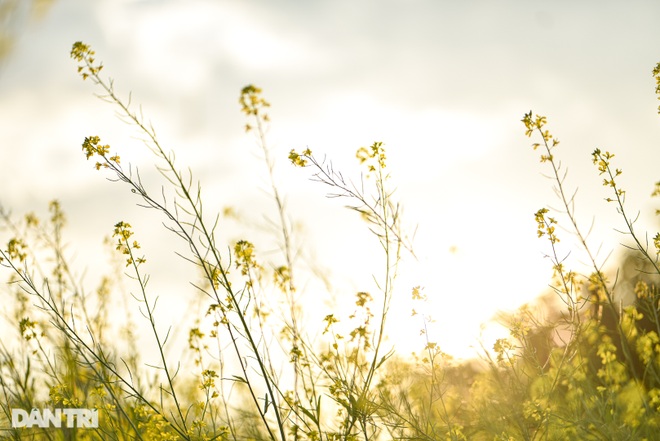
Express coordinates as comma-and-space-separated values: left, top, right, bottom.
1, 42, 660, 440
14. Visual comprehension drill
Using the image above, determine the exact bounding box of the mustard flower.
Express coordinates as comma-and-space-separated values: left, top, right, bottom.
289, 149, 310, 167
6, 238, 27, 262
356, 141, 386, 170
70, 41, 103, 80
239, 84, 270, 120
653, 61, 660, 114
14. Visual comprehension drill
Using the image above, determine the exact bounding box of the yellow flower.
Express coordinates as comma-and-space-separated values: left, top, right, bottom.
289, 149, 309, 167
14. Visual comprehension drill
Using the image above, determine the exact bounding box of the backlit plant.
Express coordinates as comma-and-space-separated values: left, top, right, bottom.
0, 40, 660, 440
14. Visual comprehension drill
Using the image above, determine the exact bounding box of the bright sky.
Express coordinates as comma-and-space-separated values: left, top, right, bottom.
2, 0, 660, 360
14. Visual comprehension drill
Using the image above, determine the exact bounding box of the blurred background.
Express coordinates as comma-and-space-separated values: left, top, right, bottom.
2, 0, 660, 359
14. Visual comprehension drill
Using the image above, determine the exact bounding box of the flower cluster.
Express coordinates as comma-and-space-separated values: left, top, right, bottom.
112, 221, 146, 267
652, 182, 660, 222
49, 384, 82, 407
591, 148, 624, 203
653, 61, 660, 114
288, 148, 312, 167
233, 239, 261, 277
19, 317, 39, 341
133, 403, 179, 441
200, 369, 218, 391
521, 111, 559, 162
82, 135, 120, 170
49, 199, 66, 227
70, 41, 103, 81
356, 141, 387, 172
533, 208, 558, 244
6, 237, 27, 262
239, 84, 270, 132
493, 338, 515, 366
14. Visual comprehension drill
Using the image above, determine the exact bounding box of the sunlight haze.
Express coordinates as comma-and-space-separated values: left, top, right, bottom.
2, 0, 660, 361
